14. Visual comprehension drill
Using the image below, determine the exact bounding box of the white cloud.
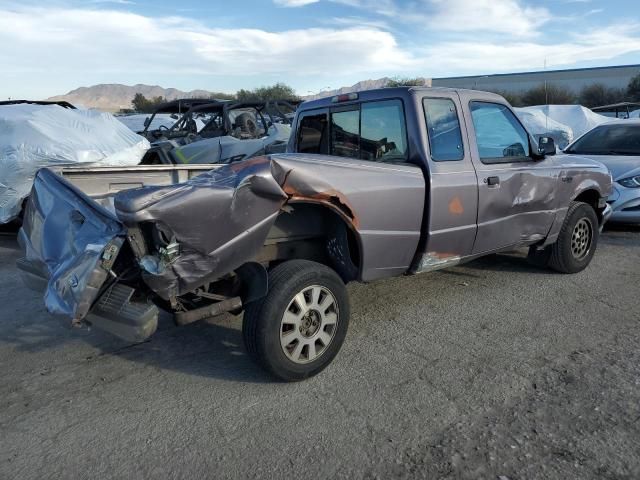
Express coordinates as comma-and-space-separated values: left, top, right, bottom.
273, 0, 319, 6
331, 0, 551, 37
0, 5, 638, 98
0, 7, 416, 81
420, 23, 640, 76
426, 0, 550, 37
330, 0, 400, 18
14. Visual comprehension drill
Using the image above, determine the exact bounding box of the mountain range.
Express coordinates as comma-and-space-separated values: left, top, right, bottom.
46, 78, 431, 111
46, 84, 218, 112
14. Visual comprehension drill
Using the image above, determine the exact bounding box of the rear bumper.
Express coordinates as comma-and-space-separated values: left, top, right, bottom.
17, 255, 158, 343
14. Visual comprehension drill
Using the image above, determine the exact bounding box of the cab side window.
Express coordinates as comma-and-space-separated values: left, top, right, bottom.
360, 100, 408, 162
297, 111, 328, 154
470, 102, 530, 163
298, 100, 408, 162
331, 109, 360, 159
423, 98, 464, 161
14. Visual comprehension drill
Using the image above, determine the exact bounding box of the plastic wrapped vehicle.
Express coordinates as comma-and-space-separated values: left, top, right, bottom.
517, 105, 610, 144
514, 107, 573, 150
0, 101, 149, 223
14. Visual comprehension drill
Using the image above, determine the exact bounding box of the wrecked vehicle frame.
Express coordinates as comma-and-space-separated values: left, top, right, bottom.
18, 87, 613, 381
139, 98, 300, 166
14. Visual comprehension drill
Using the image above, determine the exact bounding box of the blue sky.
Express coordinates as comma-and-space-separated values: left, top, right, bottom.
0, 0, 639, 99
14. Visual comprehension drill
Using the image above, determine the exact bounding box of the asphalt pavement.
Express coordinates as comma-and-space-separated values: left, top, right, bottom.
1, 226, 639, 480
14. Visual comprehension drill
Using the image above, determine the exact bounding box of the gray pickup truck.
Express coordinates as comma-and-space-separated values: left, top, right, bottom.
17, 87, 612, 381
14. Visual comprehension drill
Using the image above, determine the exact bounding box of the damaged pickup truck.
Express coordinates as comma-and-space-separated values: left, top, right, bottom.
18, 87, 613, 381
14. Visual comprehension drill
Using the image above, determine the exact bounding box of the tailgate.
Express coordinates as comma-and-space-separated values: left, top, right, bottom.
18, 168, 126, 321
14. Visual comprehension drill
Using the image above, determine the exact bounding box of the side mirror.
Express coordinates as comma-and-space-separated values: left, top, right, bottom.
170, 113, 179, 120
538, 136, 556, 156
143, 117, 151, 128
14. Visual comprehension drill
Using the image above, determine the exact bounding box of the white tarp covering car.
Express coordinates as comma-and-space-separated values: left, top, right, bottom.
516, 105, 610, 147
514, 107, 573, 150
0, 103, 149, 223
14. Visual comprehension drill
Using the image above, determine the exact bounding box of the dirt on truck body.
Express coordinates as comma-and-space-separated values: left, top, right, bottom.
17, 87, 613, 381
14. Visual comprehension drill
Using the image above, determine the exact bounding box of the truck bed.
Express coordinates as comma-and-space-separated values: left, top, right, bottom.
56, 164, 220, 200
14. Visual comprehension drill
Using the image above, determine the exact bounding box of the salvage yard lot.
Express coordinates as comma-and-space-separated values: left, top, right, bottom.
1, 227, 639, 480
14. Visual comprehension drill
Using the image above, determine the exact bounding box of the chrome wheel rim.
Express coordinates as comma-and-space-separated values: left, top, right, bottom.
280, 285, 339, 364
571, 218, 593, 260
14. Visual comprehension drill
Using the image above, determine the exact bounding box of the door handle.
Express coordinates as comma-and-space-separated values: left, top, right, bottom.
486, 176, 500, 186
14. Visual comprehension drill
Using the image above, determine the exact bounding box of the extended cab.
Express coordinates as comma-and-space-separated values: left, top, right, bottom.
17, 87, 612, 381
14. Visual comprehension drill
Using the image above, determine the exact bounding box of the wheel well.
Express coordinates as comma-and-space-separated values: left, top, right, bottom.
574, 189, 603, 220
256, 202, 362, 283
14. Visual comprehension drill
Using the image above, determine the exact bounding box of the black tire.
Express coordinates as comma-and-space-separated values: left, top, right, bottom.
548, 201, 599, 273
242, 260, 350, 381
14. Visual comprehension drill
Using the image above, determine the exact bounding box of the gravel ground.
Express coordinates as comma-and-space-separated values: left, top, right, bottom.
0, 225, 639, 480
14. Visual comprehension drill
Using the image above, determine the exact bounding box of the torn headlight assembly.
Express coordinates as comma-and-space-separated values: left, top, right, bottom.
618, 175, 640, 188
139, 222, 181, 274
151, 222, 180, 264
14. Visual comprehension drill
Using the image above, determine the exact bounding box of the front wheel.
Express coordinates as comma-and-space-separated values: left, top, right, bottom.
548, 201, 599, 273
242, 260, 350, 381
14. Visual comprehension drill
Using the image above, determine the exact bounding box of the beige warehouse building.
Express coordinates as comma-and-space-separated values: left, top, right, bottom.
431, 64, 640, 94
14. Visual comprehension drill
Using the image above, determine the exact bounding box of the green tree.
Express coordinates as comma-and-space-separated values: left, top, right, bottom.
578, 84, 627, 107
627, 72, 640, 101
498, 91, 523, 107
131, 93, 166, 113
520, 84, 575, 106
385, 77, 426, 87
235, 83, 300, 101
485, 89, 523, 107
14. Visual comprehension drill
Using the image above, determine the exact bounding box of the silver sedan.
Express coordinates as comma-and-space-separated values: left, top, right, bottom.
564, 120, 640, 224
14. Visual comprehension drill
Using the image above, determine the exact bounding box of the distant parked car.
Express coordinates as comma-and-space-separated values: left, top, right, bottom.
564, 120, 640, 223
0, 100, 149, 224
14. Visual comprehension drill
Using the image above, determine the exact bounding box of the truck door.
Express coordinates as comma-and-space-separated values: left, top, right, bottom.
459, 95, 558, 254
418, 93, 479, 271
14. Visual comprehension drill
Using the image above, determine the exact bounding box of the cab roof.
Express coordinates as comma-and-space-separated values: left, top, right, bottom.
299, 86, 507, 110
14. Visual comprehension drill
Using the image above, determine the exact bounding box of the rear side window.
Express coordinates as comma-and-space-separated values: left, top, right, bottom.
470, 102, 530, 163
297, 111, 328, 154
360, 100, 408, 162
331, 109, 360, 158
423, 98, 464, 161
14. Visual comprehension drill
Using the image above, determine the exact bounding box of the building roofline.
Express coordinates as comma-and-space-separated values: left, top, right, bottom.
432, 63, 640, 81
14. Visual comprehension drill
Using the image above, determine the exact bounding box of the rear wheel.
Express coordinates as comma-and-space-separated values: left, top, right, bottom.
548, 201, 599, 273
242, 260, 350, 381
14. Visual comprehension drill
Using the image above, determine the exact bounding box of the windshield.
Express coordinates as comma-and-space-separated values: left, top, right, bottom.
565, 124, 640, 155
